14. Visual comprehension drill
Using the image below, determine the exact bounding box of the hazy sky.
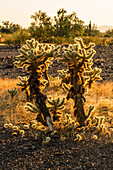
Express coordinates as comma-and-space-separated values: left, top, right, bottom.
0, 0, 113, 28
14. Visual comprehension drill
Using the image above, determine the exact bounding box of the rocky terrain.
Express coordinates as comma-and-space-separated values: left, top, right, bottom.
0, 45, 113, 169
0, 126, 113, 170
0, 45, 113, 81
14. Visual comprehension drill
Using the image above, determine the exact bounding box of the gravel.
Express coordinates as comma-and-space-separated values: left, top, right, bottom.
0, 126, 113, 169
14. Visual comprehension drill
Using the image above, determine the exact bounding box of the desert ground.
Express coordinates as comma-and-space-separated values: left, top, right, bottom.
0, 45, 113, 169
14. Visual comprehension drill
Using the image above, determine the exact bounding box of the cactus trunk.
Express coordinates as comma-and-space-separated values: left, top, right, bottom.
73, 67, 86, 126
35, 93, 54, 131
74, 94, 86, 126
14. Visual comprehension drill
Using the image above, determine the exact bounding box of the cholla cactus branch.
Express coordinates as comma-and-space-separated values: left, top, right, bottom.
85, 67, 102, 88
25, 102, 40, 113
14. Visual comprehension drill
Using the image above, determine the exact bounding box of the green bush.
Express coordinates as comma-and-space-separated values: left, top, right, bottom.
5, 30, 30, 44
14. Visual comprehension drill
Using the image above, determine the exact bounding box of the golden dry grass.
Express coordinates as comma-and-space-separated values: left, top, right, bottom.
0, 78, 113, 127
0, 78, 113, 124
0, 77, 113, 141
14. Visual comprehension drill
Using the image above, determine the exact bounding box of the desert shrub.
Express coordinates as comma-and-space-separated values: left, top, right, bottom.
82, 36, 112, 46
5, 30, 30, 44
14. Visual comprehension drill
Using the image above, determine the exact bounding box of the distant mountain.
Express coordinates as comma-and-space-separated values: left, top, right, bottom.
98, 25, 113, 32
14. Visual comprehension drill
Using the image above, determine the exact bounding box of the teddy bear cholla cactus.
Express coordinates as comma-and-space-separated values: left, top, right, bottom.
58, 70, 69, 86
7, 87, 17, 100
59, 38, 102, 126
47, 97, 65, 121
15, 38, 60, 132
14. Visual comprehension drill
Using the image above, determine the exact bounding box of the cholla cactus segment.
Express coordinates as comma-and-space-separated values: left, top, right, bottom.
91, 134, 98, 140
8, 123, 13, 128
100, 116, 105, 125
4, 124, 9, 128
12, 132, 18, 136
86, 105, 95, 119
75, 38, 95, 50
58, 69, 67, 79
57, 98, 65, 108
74, 134, 82, 141
65, 113, 72, 124
7, 87, 17, 99
62, 83, 71, 91
46, 136, 51, 142
13, 126, 19, 131
31, 124, 37, 129
40, 79, 48, 86
60, 38, 96, 66
58, 69, 71, 85
25, 102, 40, 113
23, 124, 29, 129
94, 116, 105, 127
19, 130, 25, 135
16, 76, 30, 101
42, 136, 51, 145
42, 140, 49, 145
31, 120, 37, 124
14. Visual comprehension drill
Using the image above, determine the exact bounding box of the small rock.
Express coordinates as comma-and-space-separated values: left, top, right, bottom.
31, 145, 35, 149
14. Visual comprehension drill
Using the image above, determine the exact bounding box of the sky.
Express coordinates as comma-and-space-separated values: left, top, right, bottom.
0, 0, 113, 28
